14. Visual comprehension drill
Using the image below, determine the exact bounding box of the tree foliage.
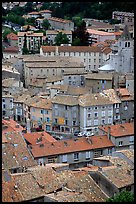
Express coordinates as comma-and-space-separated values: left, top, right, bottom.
22, 34, 29, 55
72, 21, 89, 46
54, 32, 69, 46
106, 191, 134, 202
42, 19, 50, 30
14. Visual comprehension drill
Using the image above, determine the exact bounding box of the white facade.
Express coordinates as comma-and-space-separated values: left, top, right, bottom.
80, 104, 113, 134
40, 46, 112, 72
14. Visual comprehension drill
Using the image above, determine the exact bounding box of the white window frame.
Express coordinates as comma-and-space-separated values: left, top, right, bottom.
119, 141, 123, 146
108, 118, 112, 124
62, 154, 67, 162
74, 153, 79, 161
86, 151, 91, 159
108, 110, 113, 116
129, 136, 134, 144
102, 111, 105, 117
94, 119, 98, 126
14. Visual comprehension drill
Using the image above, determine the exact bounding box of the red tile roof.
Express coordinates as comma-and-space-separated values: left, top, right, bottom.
2, 119, 24, 133
99, 122, 134, 137
6, 32, 18, 41
41, 45, 112, 54
23, 131, 56, 145
3, 46, 19, 53
30, 136, 114, 158
39, 10, 52, 13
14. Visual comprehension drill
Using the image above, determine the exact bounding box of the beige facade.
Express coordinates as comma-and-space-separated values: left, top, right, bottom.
23, 55, 85, 87
85, 72, 113, 93
40, 46, 112, 72
18, 31, 44, 53
30, 99, 52, 131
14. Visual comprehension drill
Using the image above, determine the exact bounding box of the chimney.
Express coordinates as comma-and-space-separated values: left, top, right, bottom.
107, 126, 111, 140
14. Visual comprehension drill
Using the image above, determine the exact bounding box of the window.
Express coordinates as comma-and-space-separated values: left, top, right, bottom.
55, 118, 58, 123
2, 99, 5, 103
88, 113, 91, 118
10, 99, 13, 103
32, 108, 35, 112
41, 110, 44, 114
74, 153, 79, 160
102, 111, 105, 117
54, 104, 58, 109
65, 120, 68, 125
108, 110, 113, 116
87, 120, 91, 126
62, 155, 67, 162
128, 42, 130, 47
86, 151, 91, 159
101, 119, 105, 125
108, 118, 112, 124
94, 120, 98, 126
65, 105, 68, 110
88, 107, 92, 111
73, 121, 76, 126
117, 103, 119, 108
3, 104, 6, 109
3, 110, 6, 115
94, 106, 98, 110
119, 141, 123, 146
94, 59, 96, 63
125, 42, 127, 47
89, 59, 91, 63
46, 125, 50, 131
47, 117, 50, 122
129, 136, 134, 144
55, 110, 58, 116
94, 112, 98, 117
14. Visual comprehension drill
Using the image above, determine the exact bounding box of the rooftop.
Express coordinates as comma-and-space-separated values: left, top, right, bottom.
23, 131, 56, 145
102, 89, 121, 104
46, 30, 72, 35
30, 98, 52, 109
2, 131, 36, 169
18, 31, 43, 37
99, 122, 134, 137
85, 72, 113, 80
30, 136, 114, 158
99, 165, 134, 188
48, 17, 72, 23
2, 119, 24, 133
6, 32, 18, 41
41, 45, 112, 54
79, 93, 113, 107
87, 29, 115, 36
52, 94, 79, 106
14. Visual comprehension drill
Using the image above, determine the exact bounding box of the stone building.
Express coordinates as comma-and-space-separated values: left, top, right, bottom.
40, 45, 112, 72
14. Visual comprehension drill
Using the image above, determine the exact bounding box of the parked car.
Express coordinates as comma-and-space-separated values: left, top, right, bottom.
77, 132, 84, 137
74, 131, 80, 136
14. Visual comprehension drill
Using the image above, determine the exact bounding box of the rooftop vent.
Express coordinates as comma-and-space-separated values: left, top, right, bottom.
39, 144, 44, 147
15, 124, 20, 128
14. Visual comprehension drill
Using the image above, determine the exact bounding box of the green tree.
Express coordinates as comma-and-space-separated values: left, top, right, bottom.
106, 191, 134, 202
25, 17, 36, 26
42, 19, 50, 30
72, 21, 89, 46
72, 37, 81, 46
3, 29, 12, 42
54, 32, 69, 46
22, 34, 29, 55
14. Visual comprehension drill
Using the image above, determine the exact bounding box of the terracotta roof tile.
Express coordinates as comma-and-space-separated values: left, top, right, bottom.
87, 29, 115, 36
99, 122, 134, 137
23, 131, 56, 145
3, 46, 19, 53
39, 10, 52, 13
2, 119, 24, 133
41, 45, 112, 54
7, 33, 18, 40
2, 131, 36, 169
30, 136, 114, 158
2, 170, 23, 202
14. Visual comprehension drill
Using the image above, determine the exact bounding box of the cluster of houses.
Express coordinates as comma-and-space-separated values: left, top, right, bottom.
2, 6, 134, 202
2, 117, 134, 202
